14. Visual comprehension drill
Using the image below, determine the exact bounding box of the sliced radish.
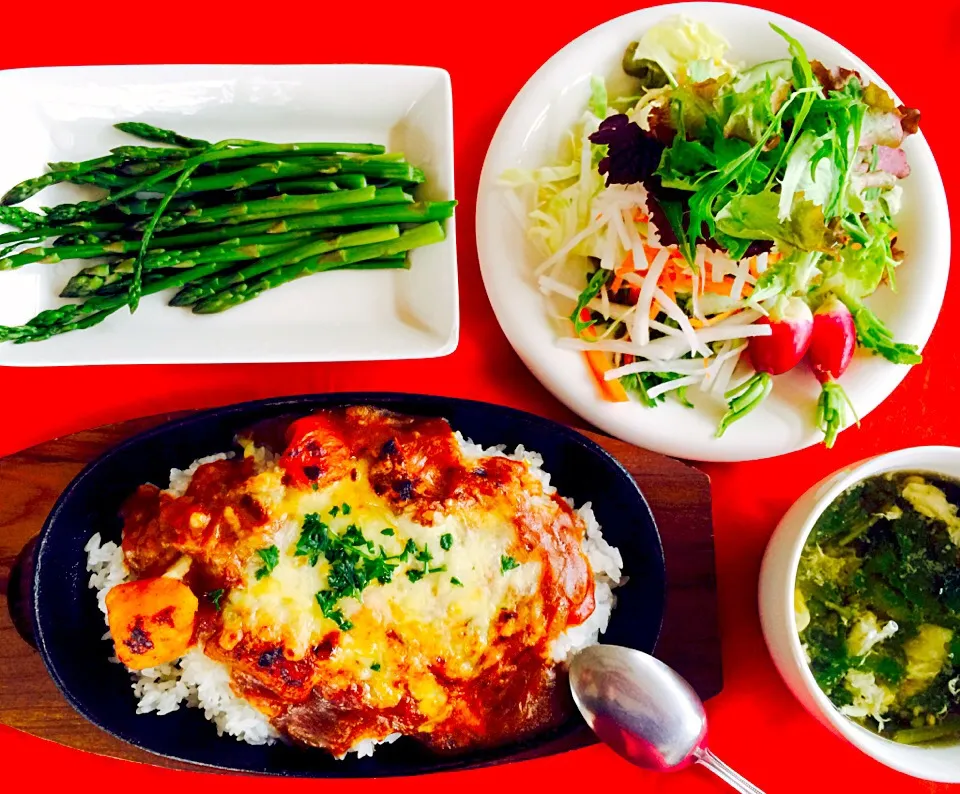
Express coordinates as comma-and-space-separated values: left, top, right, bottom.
808, 295, 860, 448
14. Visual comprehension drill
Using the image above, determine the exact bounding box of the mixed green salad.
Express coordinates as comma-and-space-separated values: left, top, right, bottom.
797, 472, 960, 744
503, 16, 922, 446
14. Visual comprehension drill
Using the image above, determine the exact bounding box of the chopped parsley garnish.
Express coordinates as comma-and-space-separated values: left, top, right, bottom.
371, 662, 381, 671
500, 555, 520, 573
416, 544, 433, 564
390, 538, 417, 562
329, 505, 340, 517
255, 546, 280, 580
295, 513, 331, 566
450, 577, 463, 587
208, 589, 225, 610
311, 482, 319, 492
440, 533, 453, 551
315, 590, 353, 631
298, 512, 449, 628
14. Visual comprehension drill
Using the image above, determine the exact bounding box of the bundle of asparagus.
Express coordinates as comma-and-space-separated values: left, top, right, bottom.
0, 122, 456, 344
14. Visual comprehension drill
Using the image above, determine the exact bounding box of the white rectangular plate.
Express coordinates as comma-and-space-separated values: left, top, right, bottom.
0, 64, 458, 366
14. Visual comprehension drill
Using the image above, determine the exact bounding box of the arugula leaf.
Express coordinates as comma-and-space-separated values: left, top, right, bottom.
723, 73, 792, 145
684, 83, 818, 248
570, 268, 610, 336
768, 24, 821, 177
657, 198, 697, 266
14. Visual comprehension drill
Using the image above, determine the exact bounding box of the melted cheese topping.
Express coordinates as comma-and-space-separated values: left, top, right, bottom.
223, 455, 543, 722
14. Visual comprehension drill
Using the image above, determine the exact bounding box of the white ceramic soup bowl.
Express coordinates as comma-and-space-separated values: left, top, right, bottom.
759, 446, 960, 782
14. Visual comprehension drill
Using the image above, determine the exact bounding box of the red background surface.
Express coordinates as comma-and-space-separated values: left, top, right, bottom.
0, 0, 957, 789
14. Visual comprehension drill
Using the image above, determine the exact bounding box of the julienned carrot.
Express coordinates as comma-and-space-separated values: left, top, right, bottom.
690, 308, 740, 329
577, 309, 628, 402
612, 251, 640, 292
584, 350, 629, 401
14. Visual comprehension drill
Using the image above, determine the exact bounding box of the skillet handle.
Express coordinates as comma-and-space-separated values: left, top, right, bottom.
5, 536, 37, 649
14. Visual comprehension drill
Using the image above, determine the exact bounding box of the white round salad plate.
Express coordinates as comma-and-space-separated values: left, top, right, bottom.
476, 1, 949, 462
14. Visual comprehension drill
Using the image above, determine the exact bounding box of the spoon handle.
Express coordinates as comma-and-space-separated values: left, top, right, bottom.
694, 748, 766, 794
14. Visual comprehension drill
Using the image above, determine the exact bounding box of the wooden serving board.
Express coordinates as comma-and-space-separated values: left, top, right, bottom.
0, 412, 721, 771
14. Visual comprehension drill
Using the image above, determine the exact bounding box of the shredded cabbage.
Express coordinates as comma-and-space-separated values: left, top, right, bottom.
625, 15, 739, 84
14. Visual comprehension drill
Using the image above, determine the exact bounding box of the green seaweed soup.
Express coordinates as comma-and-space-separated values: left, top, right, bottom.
796, 471, 960, 745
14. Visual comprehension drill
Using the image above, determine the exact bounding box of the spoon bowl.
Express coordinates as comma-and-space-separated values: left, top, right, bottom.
570, 645, 764, 793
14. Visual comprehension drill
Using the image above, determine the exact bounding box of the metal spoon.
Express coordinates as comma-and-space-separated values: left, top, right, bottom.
569, 644, 765, 793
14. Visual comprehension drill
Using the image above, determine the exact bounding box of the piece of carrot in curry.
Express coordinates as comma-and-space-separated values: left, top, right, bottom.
105, 577, 198, 670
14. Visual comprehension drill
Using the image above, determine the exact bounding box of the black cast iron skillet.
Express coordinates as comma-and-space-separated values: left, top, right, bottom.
27, 393, 665, 776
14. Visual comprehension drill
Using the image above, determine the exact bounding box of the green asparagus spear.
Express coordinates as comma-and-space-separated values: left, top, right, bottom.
148, 160, 340, 196
0, 206, 45, 229
0, 256, 248, 343
3, 148, 198, 206
0, 221, 128, 247
60, 238, 304, 297
0, 253, 413, 343
193, 222, 444, 314
114, 122, 211, 149
40, 141, 388, 224
0, 200, 455, 270
172, 186, 411, 227
171, 224, 401, 306
128, 151, 208, 310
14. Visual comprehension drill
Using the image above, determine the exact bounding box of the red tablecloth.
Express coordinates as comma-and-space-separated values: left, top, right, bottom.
1, 0, 956, 789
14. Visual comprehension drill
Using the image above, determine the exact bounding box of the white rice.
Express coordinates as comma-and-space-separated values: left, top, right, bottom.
85, 435, 625, 753
166, 452, 233, 498
454, 433, 624, 662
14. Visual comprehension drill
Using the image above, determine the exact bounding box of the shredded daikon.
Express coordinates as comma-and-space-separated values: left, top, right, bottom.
557, 337, 670, 360
538, 276, 633, 320
729, 257, 751, 301
535, 217, 607, 276
646, 374, 704, 400
599, 221, 618, 272
712, 347, 745, 395
654, 287, 711, 356
605, 359, 709, 380
609, 206, 633, 252
631, 249, 669, 345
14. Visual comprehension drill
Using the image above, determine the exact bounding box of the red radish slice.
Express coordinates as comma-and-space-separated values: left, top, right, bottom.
808, 295, 856, 383
808, 296, 860, 448
747, 297, 814, 376
716, 297, 813, 437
